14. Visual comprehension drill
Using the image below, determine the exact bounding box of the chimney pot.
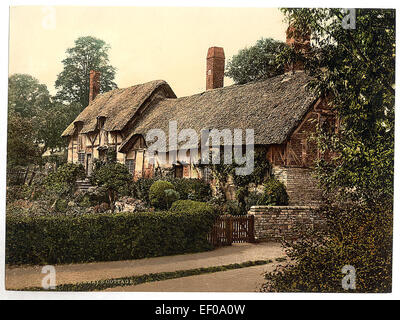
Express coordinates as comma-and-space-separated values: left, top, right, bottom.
206, 47, 225, 90
89, 70, 101, 103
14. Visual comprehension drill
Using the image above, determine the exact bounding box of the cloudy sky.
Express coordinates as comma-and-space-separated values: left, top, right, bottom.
9, 6, 287, 97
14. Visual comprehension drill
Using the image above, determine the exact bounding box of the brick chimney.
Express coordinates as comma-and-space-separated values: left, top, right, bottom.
206, 47, 225, 90
285, 24, 311, 72
89, 70, 101, 103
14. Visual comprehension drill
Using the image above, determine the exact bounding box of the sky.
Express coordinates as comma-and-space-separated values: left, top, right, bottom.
9, 6, 287, 97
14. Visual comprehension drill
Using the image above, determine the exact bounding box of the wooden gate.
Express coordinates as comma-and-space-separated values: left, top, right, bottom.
207, 215, 255, 246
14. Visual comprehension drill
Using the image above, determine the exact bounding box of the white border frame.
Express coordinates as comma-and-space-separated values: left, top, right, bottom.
1, 0, 399, 300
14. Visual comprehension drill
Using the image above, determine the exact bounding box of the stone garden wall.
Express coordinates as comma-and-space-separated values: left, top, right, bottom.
248, 205, 325, 241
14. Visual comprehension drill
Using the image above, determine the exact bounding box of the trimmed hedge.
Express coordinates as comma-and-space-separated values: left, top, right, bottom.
170, 200, 214, 214
6, 208, 218, 265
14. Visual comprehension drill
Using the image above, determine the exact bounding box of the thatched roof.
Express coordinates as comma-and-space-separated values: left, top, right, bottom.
119, 71, 316, 152
61, 80, 176, 137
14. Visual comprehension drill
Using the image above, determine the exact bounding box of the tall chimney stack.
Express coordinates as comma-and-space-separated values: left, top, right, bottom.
206, 47, 225, 90
89, 70, 101, 103
285, 24, 311, 72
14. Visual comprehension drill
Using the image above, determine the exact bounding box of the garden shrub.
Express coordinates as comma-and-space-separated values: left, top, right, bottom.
44, 163, 85, 197
133, 178, 212, 205
259, 178, 289, 206
211, 200, 243, 216
170, 200, 215, 216
167, 178, 212, 202
223, 200, 243, 216
263, 202, 393, 292
164, 189, 180, 209
78, 194, 92, 208
132, 178, 158, 204
6, 206, 217, 265
244, 191, 265, 211
149, 180, 175, 209
55, 199, 68, 213
90, 162, 133, 211
6, 185, 34, 203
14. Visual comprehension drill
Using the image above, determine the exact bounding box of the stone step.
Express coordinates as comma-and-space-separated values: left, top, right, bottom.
76, 179, 94, 192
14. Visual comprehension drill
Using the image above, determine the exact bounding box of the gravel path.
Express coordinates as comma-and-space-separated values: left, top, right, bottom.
105, 264, 278, 292
6, 242, 285, 290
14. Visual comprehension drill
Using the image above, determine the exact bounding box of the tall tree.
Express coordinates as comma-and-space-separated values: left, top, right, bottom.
8, 74, 82, 158
264, 8, 394, 292
7, 111, 40, 168
225, 38, 286, 84
36, 102, 82, 153
8, 74, 51, 117
55, 36, 117, 108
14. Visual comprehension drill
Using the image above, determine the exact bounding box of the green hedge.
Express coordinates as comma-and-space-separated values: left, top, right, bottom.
170, 200, 214, 214
6, 208, 218, 265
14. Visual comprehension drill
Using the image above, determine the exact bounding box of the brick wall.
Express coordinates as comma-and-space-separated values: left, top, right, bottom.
273, 166, 322, 206
248, 205, 325, 241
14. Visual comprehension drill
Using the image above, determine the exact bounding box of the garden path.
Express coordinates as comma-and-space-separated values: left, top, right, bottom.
6, 242, 284, 290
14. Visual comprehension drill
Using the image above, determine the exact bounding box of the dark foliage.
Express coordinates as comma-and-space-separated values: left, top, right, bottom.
6, 207, 218, 265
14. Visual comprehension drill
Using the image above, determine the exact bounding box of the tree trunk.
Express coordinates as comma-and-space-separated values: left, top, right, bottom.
108, 189, 115, 213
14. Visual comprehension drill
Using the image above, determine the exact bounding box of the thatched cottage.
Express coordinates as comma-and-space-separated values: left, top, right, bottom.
62, 27, 336, 205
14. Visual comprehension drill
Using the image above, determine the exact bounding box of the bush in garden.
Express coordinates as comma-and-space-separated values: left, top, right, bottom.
73, 189, 109, 208
90, 162, 133, 211
133, 178, 212, 205
44, 163, 85, 197
263, 202, 393, 292
133, 178, 158, 204
6, 184, 36, 203
244, 191, 265, 211
55, 199, 68, 213
167, 178, 212, 202
211, 200, 243, 216
149, 180, 175, 209
78, 194, 92, 208
259, 178, 289, 206
6, 206, 217, 265
164, 189, 180, 209
170, 200, 215, 216
223, 200, 243, 216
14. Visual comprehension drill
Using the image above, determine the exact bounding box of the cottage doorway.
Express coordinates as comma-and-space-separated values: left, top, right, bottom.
175, 165, 183, 178
86, 153, 93, 176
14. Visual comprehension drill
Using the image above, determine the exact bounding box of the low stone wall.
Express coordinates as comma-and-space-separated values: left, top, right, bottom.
248, 205, 325, 241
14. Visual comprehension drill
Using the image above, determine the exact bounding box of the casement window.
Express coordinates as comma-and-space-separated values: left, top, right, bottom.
78, 152, 85, 165
125, 159, 135, 175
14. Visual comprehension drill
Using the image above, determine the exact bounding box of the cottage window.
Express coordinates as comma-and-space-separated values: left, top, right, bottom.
125, 159, 135, 175
78, 152, 85, 165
